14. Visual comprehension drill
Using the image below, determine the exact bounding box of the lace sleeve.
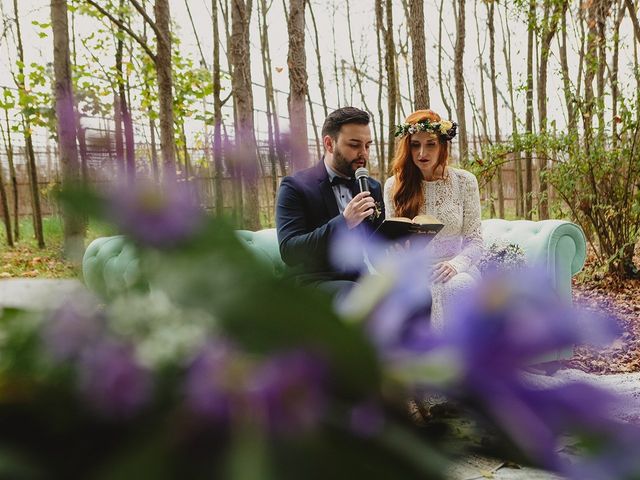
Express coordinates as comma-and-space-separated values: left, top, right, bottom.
448, 172, 483, 274
383, 176, 396, 218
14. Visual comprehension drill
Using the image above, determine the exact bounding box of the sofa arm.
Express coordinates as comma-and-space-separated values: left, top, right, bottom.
235, 228, 286, 277
82, 235, 144, 298
481, 219, 587, 303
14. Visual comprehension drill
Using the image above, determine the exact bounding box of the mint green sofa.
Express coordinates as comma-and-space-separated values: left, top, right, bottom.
83, 219, 586, 303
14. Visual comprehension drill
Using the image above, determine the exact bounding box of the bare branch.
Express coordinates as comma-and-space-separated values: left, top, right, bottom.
83, 0, 156, 61
128, 0, 164, 42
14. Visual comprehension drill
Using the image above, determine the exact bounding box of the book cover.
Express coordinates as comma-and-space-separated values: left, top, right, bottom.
374, 214, 444, 241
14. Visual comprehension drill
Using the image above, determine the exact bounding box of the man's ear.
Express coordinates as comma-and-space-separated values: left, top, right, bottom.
323, 135, 334, 154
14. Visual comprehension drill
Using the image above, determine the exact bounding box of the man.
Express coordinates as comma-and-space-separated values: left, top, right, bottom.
275, 107, 385, 295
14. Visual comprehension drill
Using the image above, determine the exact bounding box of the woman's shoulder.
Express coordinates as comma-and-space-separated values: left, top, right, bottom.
449, 167, 478, 185
383, 175, 396, 190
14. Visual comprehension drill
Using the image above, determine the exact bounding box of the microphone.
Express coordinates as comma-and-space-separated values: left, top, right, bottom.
355, 167, 369, 193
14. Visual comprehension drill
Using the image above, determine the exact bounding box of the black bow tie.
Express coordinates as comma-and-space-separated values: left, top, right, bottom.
330, 176, 355, 188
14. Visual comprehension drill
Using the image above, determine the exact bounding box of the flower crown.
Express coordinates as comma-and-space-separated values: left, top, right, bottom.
394, 118, 458, 140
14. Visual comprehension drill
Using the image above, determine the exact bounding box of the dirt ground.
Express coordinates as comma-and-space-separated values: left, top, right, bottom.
563, 250, 640, 374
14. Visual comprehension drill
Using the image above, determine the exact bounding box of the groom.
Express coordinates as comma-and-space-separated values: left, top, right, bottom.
275, 107, 385, 296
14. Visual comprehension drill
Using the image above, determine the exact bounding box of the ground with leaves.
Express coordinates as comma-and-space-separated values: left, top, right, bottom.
566, 271, 640, 374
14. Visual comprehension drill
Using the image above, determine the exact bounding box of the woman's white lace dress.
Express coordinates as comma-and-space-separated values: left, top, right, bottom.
383, 168, 483, 331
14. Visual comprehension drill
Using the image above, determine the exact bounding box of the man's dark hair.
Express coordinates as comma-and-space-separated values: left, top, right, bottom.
321, 107, 370, 140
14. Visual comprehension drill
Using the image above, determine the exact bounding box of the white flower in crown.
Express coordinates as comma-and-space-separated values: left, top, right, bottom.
439, 120, 453, 135
408, 125, 417, 134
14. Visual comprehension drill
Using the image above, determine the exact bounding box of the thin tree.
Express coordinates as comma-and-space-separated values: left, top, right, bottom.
51, 0, 85, 259
0, 147, 12, 246
287, 0, 309, 171
84, 0, 177, 180
115, 0, 136, 184
12, 0, 44, 247
230, 0, 261, 229
454, 0, 468, 165
537, 0, 562, 220
408, 0, 429, 109
383, 0, 397, 170
558, 1, 576, 132
375, 0, 386, 175
437, 0, 452, 119
0, 95, 19, 239
499, 4, 523, 217
257, 0, 287, 179
306, 0, 328, 117
345, 0, 381, 176
487, 0, 504, 218
524, 0, 535, 219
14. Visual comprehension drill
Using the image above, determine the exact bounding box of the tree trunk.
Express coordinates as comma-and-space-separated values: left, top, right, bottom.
231, 0, 261, 229
345, 0, 381, 176
611, 0, 625, 146
524, 0, 535, 220
375, 0, 386, 178
454, 0, 468, 166
0, 149, 12, 246
212, 0, 224, 215
437, 0, 452, 120
558, 1, 576, 132
257, 0, 287, 178
537, 1, 561, 220
52, 0, 85, 260
13, 0, 44, 248
384, 0, 397, 165
408, 0, 429, 109
1, 105, 19, 239
154, 0, 177, 181
487, 0, 503, 218
287, 0, 309, 172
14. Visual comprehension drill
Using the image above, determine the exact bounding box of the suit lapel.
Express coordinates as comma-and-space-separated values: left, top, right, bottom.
313, 161, 340, 219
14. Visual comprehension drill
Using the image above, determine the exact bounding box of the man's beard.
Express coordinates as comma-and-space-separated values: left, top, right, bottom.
333, 147, 366, 178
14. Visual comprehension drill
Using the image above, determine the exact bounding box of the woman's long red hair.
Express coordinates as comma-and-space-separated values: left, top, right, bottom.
391, 110, 450, 218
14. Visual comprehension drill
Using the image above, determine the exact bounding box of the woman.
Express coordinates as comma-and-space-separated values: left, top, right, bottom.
384, 109, 483, 331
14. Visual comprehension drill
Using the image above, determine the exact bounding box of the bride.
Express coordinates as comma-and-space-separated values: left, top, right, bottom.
384, 109, 483, 331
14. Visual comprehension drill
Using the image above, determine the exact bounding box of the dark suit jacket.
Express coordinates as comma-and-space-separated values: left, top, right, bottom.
275, 160, 385, 284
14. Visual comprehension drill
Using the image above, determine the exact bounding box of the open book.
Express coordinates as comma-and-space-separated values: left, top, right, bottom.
374, 214, 444, 241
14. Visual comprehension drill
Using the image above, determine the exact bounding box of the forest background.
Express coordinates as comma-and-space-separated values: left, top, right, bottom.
0, 0, 639, 279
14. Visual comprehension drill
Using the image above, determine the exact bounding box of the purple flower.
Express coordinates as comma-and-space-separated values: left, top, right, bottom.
78, 340, 152, 417
107, 179, 204, 248
416, 269, 625, 472
183, 340, 240, 422
248, 350, 328, 435
330, 228, 435, 353
42, 300, 103, 360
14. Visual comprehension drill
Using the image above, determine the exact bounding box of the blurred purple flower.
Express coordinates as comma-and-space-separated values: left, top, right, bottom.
107, 179, 204, 248
42, 300, 103, 361
350, 400, 385, 437
78, 340, 152, 417
248, 350, 328, 435
422, 269, 625, 472
330, 227, 434, 353
184, 340, 240, 422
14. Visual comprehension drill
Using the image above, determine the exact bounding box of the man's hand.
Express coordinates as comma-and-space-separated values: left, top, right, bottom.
343, 191, 375, 229
431, 261, 457, 283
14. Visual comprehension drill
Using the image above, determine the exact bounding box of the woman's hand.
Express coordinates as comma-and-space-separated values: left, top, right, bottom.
431, 261, 457, 283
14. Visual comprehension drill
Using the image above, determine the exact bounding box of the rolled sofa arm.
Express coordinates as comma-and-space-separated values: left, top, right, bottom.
481, 219, 587, 303
82, 235, 144, 299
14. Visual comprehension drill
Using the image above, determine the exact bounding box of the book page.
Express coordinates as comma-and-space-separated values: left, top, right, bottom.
388, 217, 412, 223
412, 214, 442, 225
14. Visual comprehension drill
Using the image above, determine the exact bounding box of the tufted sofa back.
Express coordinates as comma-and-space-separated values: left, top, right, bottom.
83, 220, 586, 302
